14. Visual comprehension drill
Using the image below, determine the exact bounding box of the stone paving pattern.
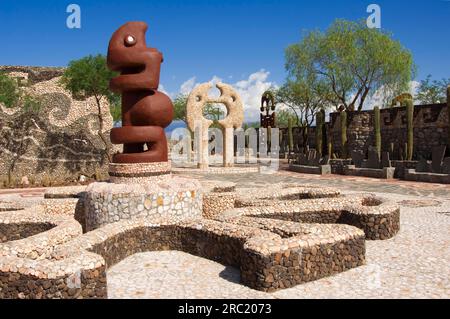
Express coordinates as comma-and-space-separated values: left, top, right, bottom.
107, 170, 450, 299
0, 168, 449, 298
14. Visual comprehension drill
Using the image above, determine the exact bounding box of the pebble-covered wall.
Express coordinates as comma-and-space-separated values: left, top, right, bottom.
0, 66, 114, 184
328, 103, 448, 159
277, 103, 448, 159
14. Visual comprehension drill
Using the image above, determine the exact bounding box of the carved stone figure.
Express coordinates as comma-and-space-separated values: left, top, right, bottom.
107, 21, 173, 163
260, 91, 276, 128
186, 82, 244, 169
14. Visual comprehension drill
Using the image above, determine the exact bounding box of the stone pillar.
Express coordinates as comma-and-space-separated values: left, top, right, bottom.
223, 127, 235, 167
198, 123, 210, 169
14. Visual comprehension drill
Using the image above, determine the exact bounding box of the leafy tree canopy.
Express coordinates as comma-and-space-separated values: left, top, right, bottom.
276, 109, 298, 128
272, 79, 334, 128
0, 72, 40, 113
285, 19, 415, 111
60, 54, 120, 121
0, 72, 20, 108
172, 94, 225, 126
416, 75, 450, 104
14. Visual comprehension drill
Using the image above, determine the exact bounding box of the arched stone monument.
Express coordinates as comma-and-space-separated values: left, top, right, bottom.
186, 82, 244, 169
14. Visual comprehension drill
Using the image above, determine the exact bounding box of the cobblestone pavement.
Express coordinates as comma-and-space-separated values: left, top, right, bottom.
191, 169, 450, 199
1, 170, 449, 298
107, 170, 450, 299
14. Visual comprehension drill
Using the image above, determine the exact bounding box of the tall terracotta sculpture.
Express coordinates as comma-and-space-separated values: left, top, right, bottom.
84, 22, 202, 232
107, 21, 173, 163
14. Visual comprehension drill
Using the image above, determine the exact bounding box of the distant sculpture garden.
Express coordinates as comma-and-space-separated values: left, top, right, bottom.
0, 19, 449, 187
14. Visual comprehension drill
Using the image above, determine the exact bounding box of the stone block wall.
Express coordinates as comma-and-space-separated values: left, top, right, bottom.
276, 103, 448, 160
328, 104, 449, 159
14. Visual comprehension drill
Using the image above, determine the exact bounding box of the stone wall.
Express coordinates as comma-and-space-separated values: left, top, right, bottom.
277, 103, 449, 160
0, 66, 114, 185
0, 182, 400, 298
328, 104, 449, 159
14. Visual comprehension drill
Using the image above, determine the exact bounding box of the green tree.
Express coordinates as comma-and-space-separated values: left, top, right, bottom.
276, 109, 297, 128
60, 54, 119, 161
0, 72, 21, 108
272, 80, 333, 149
286, 19, 415, 111
172, 94, 225, 127
416, 75, 450, 104
203, 103, 225, 122
173, 94, 189, 124
0, 72, 41, 112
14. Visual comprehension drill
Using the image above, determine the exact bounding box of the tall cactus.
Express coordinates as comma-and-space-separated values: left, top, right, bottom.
340, 110, 348, 159
328, 141, 333, 158
315, 109, 324, 157
406, 99, 414, 161
288, 117, 294, 154
374, 106, 381, 159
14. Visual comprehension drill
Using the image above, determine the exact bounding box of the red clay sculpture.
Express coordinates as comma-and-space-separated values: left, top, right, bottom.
107, 21, 173, 163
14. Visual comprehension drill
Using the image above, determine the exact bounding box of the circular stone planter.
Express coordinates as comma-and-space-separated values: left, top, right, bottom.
84, 175, 203, 231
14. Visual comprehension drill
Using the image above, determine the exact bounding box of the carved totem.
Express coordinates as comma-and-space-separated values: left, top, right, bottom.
107, 22, 173, 163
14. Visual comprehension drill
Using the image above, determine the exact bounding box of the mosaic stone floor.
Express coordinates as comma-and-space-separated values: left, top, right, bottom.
1, 169, 449, 298
106, 170, 450, 299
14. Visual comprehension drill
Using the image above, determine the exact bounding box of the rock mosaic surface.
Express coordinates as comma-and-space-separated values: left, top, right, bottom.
0, 177, 401, 298
84, 178, 203, 231
0, 66, 114, 183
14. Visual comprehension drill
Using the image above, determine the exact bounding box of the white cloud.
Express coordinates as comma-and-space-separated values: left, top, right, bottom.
232, 69, 276, 122
179, 77, 197, 95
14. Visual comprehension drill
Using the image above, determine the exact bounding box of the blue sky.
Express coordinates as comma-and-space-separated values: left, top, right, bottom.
1, 0, 449, 120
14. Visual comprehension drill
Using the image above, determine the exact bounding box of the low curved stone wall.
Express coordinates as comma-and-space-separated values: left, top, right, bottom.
0, 208, 82, 259
0, 201, 26, 212
219, 195, 400, 240
0, 182, 400, 298
0, 207, 366, 298
0, 223, 54, 243
0, 215, 364, 298
172, 165, 260, 175
235, 184, 340, 207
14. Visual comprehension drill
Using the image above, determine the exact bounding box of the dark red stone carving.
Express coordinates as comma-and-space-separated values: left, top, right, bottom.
107, 21, 173, 163
260, 91, 276, 128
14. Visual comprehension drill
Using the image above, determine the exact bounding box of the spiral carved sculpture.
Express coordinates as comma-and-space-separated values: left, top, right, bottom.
107, 22, 173, 163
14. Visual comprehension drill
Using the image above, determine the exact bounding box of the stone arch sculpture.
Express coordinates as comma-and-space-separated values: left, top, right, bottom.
186, 82, 244, 169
